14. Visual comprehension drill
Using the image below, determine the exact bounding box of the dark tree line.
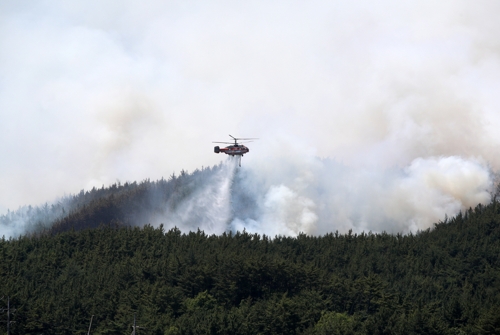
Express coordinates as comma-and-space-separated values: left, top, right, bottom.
1, 201, 500, 334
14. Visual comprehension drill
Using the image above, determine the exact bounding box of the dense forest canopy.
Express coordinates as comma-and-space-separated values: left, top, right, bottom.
1, 200, 500, 334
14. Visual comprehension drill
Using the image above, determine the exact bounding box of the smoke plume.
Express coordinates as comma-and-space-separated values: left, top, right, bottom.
143, 154, 491, 236
1, 1, 500, 237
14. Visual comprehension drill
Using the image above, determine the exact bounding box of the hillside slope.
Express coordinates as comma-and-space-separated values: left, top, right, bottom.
0, 165, 224, 237
1, 202, 500, 334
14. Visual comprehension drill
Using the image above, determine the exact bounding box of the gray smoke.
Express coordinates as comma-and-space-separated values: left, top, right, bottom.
160, 159, 238, 234
1, 1, 500, 237
146, 153, 491, 236
233, 154, 491, 235
0, 199, 71, 238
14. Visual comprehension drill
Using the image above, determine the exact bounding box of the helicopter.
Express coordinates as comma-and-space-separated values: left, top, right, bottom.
213, 135, 257, 166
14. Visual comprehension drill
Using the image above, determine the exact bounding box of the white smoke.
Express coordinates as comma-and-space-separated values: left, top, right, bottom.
158, 158, 239, 235
1, 1, 500, 237
153, 153, 491, 236
0, 153, 493, 238
230, 154, 492, 236
232, 184, 318, 237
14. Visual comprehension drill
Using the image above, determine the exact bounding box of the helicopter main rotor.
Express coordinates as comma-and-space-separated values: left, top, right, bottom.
212, 135, 258, 146
228, 134, 258, 145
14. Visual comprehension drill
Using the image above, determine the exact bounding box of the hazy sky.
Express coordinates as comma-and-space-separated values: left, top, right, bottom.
1, 0, 500, 222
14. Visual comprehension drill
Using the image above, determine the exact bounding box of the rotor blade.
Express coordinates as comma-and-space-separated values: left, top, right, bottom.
228, 136, 259, 140
213, 140, 254, 144
229, 135, 259, 139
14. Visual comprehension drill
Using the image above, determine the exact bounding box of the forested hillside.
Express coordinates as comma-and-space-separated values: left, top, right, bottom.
0, 165, 222, 237
1, 201, 500, 334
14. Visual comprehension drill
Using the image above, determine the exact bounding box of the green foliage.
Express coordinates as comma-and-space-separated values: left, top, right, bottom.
476, 306, 500, 335
0, 202, 500, 334
313, 312, 356, 335
185, 291, 217, 312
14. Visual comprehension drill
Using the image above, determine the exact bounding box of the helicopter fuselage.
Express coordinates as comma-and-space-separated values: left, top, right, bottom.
214, 144, 249, 156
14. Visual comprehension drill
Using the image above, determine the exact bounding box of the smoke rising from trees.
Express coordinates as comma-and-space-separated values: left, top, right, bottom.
157, 155, 491, 236
0, 154, 493, 238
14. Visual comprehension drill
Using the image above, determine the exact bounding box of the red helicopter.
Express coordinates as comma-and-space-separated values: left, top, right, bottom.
213, 135, 257, 166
